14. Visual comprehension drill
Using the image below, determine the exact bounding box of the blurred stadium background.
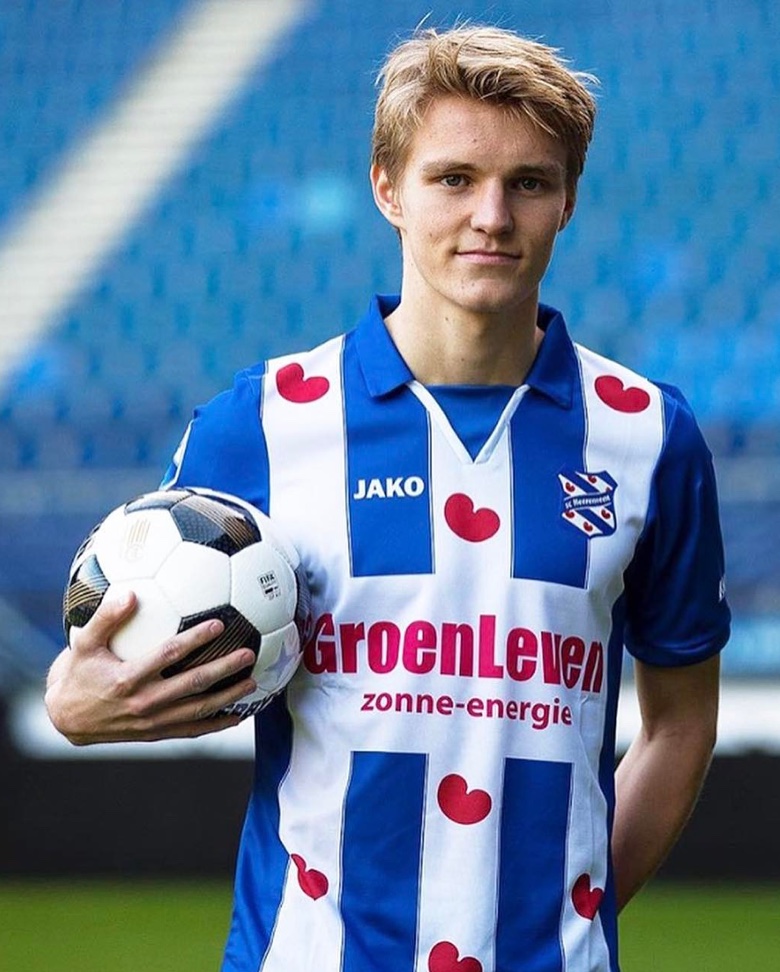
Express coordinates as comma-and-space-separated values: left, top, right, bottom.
0, 0, 778, 964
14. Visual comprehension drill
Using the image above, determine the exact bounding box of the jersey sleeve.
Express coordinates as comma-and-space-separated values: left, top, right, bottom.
160, 365, 271, 515
623, 384, 731, 667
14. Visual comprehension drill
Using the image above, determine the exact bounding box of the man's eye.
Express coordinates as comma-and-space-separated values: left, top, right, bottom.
518, 177, 542, 191
441, 174, 466, 188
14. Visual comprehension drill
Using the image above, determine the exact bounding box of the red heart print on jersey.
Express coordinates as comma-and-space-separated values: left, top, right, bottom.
572, 873, 604, 919
437, 774, 492, 824
428, 941, 483, 972
594, 375, 650, 413
276, 362, 330, 403
444, 493, 500, 542
291, 854, 329, 900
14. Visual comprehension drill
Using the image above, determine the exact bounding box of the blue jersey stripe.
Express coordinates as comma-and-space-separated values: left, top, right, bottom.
342, 333, 433, 576
510, 385, 588, 588
341, 751, 426, 972
495, 757, 571, 972
598, 596, 629, 972
221, 700, 294, 972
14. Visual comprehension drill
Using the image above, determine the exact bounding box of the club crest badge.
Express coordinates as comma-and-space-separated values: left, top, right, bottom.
558, 469, 618, 538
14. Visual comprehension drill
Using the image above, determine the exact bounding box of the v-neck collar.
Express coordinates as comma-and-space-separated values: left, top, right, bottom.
408, 381, 529, 464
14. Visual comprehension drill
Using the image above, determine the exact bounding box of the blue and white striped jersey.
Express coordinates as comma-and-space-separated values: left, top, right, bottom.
165, 295, 730, 972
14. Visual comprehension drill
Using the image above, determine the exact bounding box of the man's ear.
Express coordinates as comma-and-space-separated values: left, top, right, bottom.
558, 188, 577, 231
371, 164, 404, 229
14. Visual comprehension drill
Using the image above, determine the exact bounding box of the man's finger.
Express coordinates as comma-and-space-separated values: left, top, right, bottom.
177, 647, 257, 700
177, 672, 258, 722
68, 590, 137, 655
131, 618, 227, 680
145, 645, 257, 710
122, 667, 256, 737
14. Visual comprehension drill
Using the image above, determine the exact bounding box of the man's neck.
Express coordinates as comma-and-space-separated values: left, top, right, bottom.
383, 289, 544, 386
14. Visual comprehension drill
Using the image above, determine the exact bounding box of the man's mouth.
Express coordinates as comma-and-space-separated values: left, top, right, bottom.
457, 250, 520, 264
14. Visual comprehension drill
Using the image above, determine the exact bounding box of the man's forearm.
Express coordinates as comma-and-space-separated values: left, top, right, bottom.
612, 713, 716, 911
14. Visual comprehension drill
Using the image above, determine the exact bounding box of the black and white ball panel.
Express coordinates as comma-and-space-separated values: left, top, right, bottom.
64, 555, 110, 633
126, 490, 264, 555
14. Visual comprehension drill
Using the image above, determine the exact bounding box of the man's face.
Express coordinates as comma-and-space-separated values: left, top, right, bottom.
372, 95, 575, 321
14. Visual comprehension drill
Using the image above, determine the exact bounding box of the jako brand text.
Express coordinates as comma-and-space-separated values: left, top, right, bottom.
352, 476, 426, 500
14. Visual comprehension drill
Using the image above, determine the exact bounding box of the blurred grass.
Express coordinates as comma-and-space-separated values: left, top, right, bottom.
619, 883, 780, 971
0, 879, 778, 970
0, 879, 233, 972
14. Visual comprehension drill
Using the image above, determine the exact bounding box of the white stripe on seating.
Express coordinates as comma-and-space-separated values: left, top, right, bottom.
0, 0, 309, 382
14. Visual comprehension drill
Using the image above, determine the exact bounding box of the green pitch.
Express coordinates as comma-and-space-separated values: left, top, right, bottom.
619, 883, 779, 970
0, 880, 231, 972
0, 880, 777, 970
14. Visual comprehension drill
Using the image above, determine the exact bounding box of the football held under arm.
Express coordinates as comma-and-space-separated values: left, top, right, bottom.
46, 371, 273, 745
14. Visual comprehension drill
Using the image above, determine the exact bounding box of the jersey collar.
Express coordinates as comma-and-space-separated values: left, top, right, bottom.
354, 293, 576, 409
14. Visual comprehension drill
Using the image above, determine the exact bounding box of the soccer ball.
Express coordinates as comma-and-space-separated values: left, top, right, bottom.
62, 487, 312, 719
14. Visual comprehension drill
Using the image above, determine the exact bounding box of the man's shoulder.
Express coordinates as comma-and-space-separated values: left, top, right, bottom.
573, 340, 695, 424
569, 339, 710, 474
235, 331, 346, 379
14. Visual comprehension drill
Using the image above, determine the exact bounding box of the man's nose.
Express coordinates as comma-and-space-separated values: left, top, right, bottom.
470, 182, 514, 235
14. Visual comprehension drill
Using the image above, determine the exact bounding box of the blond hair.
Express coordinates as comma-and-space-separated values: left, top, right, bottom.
372, 25, 598, 192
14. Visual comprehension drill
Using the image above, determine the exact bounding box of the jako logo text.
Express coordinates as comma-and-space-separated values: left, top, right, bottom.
352, 476, 425, 500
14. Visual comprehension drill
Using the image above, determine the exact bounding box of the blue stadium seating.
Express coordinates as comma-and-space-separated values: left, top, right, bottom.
0, 0, 777, 682
0, 0, 193, 225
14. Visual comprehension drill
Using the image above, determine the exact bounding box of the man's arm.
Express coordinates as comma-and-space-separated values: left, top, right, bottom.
45, 590, 258, 744
612, 653, 720, 911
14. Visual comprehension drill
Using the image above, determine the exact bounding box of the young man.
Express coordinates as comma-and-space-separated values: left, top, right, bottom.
46, 26, 729, 972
